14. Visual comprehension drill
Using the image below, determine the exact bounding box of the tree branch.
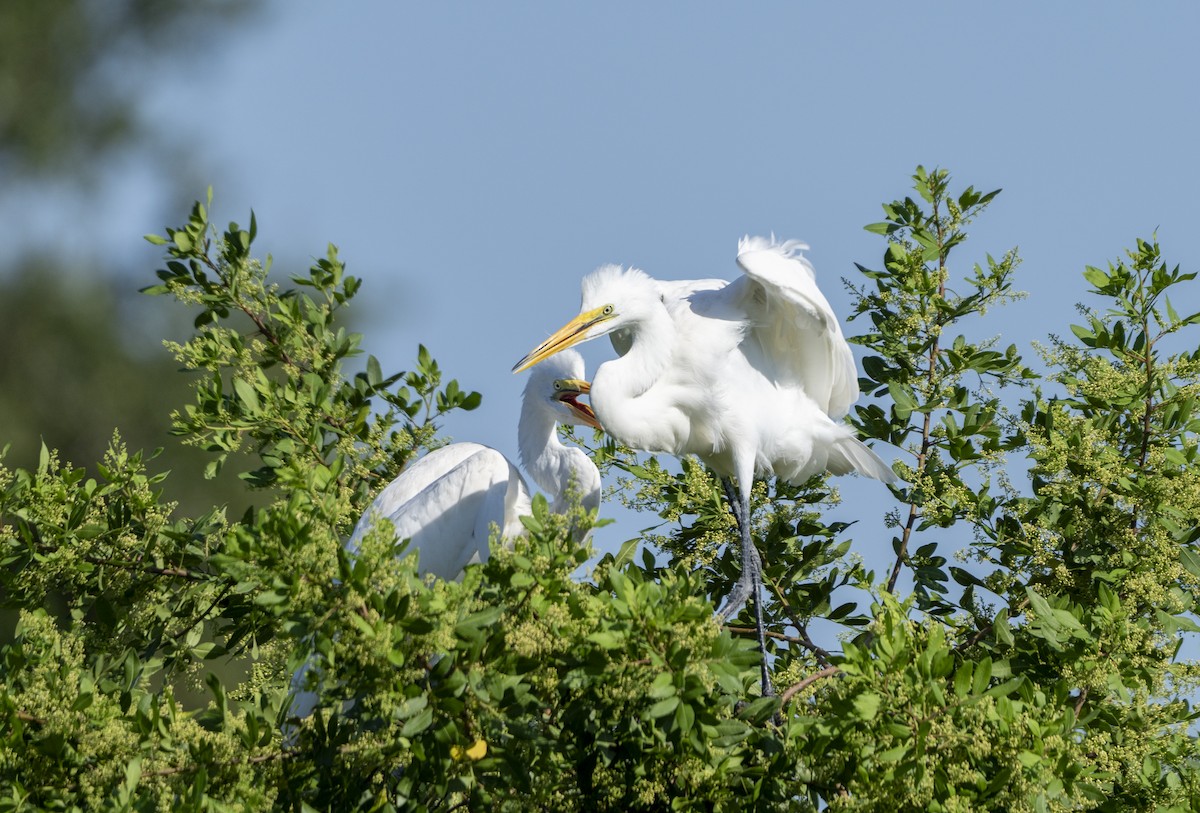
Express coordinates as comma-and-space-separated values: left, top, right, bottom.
780, 666, 841, 706
887, 190, 948, 595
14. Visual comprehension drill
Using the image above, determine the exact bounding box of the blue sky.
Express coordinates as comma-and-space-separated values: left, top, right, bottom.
29, 3, 1200, 562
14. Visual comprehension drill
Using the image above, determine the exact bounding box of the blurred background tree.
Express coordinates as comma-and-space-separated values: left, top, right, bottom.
0, 0, 260, 514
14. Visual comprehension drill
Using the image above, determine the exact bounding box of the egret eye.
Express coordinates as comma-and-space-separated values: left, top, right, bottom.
603, 305, 614, 316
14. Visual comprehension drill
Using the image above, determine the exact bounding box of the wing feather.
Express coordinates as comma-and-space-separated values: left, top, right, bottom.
348, 443, 526, 578
735, 235, 859, 418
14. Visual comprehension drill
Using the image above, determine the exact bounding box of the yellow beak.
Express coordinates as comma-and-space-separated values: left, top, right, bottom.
512, 306, 611, 373
555, 378, 591, 395
553, 378, 600, 429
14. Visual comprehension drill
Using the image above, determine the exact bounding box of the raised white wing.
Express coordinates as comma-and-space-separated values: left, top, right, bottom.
348, 442, 528, 579
734, 235, 859, 418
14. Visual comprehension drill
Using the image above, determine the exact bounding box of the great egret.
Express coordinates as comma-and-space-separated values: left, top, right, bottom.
513, 236, 895, 696
347, 348, 601, 575
288, 350, 601, 720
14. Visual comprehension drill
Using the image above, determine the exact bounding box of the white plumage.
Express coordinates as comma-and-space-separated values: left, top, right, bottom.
348, 348, 601, 577
513, 236, 895, 695
288, 350, 600, 721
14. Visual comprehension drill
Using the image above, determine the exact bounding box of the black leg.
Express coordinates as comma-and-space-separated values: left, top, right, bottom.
718, 477, 773, 698
741, 484, 773, 698
717, 477, 753, 618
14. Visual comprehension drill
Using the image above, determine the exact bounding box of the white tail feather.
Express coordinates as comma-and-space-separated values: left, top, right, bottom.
829, 437, 897, 484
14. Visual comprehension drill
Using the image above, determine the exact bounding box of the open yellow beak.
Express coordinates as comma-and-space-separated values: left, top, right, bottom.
512, 306, 611, 373
556, 378, 591, 395
553, 378, 600, 429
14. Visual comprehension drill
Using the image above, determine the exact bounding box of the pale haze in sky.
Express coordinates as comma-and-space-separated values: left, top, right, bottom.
37, 4, 1200, 566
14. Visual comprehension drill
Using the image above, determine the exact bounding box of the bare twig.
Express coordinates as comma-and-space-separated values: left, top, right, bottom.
953, 596, 1028, 654
779, 666, 841, 706
171, 582, 234, 641
141, 750, 285, 780
72, 551, 210, 582
726, 624, 834, 668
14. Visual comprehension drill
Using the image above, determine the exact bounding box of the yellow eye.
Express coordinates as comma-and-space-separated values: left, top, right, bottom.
603, 305, 614, 316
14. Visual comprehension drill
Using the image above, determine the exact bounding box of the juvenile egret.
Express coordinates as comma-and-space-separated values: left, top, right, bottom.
513, 236, 895, 695
347, 349, 601, 575
288, 350, 601, 720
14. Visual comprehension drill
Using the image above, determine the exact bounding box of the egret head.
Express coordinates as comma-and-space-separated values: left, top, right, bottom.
512, 265, 656, 373
521, 349, 600, 429
552, 377, 600, 429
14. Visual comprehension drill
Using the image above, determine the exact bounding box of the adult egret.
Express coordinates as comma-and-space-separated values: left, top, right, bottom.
288, 350, 601, 720
513, 236, 895, 695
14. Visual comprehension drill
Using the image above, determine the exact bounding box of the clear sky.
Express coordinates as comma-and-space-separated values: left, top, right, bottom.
56, 3, 1200, 560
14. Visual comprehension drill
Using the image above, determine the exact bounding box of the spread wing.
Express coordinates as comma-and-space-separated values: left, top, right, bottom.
348, 442, 527, 578
734, 235, 859, 418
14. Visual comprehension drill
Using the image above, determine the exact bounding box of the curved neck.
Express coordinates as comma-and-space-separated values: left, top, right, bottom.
518, 400, 601, 516
591, 306, 675, 447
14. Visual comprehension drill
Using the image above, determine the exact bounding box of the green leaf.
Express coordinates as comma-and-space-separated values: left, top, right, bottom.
675, 701, 695, 735
887, 380, 917, 419
1155, 610, 1200, 634
950, 567, 985, 588
1069, 323, 1095, 344
367, 355, 383, 387
1082, 266, 1110, 289
233, 377, 260, 411
124, 756, 143, 793
954, 664, 973, 697
853, 691, 881, 720
1179, 548, 1200, 579
986, 677, 1024, 699
586, 631, 623, 650
973, 658, 992, 695
648, 672, 676, 699
191, 642, 228, 660
649, 696, 680, 718
737, 696, 779, 724
1025, 586, 1053, 619
1018, 750, 1042, 768
400, 705, 434, 737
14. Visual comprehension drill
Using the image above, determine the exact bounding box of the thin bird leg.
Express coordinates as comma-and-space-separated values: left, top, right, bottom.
717, 477, 754, 618
718, 477, 763, 611
717, 477, 773, 698
741, 483, 774, 698
721, 476, 743, 527
719, 478, 764, 573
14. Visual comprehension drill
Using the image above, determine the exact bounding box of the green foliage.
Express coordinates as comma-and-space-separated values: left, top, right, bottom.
0, 268, 247, 519
3, 173, 1200, 810
0, 0, 261, 517
0, 0, 255, 176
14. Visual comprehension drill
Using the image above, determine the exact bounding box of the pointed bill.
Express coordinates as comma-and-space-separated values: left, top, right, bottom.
512, 306, 611, 373
553, 378, 600, 429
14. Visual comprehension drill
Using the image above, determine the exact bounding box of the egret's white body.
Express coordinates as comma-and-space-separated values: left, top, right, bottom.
288, 350, 600, 721
348, 348, 601, 576
514, 236, 895, 694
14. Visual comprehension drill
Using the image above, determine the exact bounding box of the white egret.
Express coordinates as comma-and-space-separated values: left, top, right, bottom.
346, 348, 601, 575
513, 236, 895, 696
288, 349, 601, 720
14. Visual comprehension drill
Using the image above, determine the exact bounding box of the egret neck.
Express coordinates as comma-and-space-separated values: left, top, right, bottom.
517, 387, 601, 521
